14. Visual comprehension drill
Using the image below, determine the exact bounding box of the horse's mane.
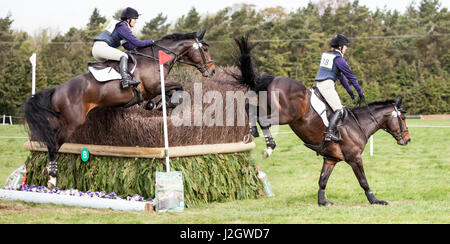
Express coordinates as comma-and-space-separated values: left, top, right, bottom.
136, 32, 200, 52
350, 99, 397, 113
159, 32, 198, 42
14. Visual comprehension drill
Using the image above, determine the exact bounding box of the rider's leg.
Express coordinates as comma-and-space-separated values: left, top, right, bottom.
91, 41, 139, 88
316, 79, 344, 142
325, 109, 343, 142
119, 55, 140, 88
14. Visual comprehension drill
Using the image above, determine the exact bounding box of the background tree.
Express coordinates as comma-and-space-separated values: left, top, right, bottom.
0, 0, 448, 117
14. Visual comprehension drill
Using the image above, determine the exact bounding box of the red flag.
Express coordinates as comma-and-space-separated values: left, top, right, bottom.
158, 51, 171, 65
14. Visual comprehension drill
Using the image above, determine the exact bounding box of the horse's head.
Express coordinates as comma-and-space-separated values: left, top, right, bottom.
157, 30, 216, 77
384, 98, 411, 145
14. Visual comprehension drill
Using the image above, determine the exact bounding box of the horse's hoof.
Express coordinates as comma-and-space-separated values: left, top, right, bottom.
145, 101, 155, 110
318, 201, 334, 206
47, 177, 57, 190
373, 200, 389, 205
263, 148, 273, 158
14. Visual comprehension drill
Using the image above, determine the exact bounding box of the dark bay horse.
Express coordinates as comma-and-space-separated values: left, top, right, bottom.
24, 31, 216, 189
233, 36, 411, 205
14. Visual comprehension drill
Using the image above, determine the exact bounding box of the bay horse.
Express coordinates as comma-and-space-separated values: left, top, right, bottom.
233, 35, 411, 205
24, 30, 216, 189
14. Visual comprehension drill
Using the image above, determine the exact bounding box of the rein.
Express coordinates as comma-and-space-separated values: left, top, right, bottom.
129, 38, 214, 75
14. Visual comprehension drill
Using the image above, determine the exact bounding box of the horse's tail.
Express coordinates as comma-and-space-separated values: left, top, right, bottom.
233, 35, 274, 92
24, 88, 59, 151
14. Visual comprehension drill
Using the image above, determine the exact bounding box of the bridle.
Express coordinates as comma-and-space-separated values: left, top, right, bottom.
177, 38, 215, 76
385, 104, 409, 143
129, 38, 215, 76
365, 101, 409, 143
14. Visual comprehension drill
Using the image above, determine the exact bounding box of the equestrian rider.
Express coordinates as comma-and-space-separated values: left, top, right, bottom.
315, 34, 365, 142
92, 7, 153, 88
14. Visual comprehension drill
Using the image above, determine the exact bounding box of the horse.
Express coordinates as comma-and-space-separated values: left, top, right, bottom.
232, 35, 411, 205
24, 30, 216, 189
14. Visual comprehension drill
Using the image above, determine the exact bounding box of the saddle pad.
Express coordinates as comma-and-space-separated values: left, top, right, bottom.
88, 59, 137, 82
88, 66, 122, 82
310, 89, 329, 127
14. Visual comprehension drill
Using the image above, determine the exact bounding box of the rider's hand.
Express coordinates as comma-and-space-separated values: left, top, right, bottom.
358, 94, 366, 106
350, 93, 358, 104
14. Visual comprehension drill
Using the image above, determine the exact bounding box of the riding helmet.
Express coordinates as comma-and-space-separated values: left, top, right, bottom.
330, 34, 350, 48
120, 7, 140, 20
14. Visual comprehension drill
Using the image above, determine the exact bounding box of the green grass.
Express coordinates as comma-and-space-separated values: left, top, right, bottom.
0, 119, 449, 223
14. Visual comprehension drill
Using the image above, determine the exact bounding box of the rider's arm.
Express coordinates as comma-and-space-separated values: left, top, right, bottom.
117, 25, 153, 50
335, 57, 364, 97
338, 74, 355, 99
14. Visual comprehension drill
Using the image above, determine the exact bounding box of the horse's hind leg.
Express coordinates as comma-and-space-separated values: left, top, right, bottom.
45, 109, 87, 190
318, 158, 337, 206
45, 145, 61, 190
245, 102, 259, 137
257, 103, 276, 158
348, 157, 388, 205
261, 125, 276, 158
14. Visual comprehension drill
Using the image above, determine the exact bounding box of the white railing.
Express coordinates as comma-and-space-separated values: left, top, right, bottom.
2, 115, 13, 125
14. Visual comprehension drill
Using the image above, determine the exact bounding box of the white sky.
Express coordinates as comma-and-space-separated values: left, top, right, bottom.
1, 0, 447, 35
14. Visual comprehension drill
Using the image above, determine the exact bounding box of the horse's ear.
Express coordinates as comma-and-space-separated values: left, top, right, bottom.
398, 97, 403, 108
196, 30, 206, 40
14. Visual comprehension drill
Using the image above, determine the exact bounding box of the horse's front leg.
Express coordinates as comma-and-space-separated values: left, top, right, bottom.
153, 81, 183, 110
348, 157, 388, 205
318, 158, 337, 206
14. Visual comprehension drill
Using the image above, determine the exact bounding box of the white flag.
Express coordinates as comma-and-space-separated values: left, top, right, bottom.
29, 53, 36, 66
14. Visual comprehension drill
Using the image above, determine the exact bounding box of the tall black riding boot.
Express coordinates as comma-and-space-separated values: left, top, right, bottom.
119, 56, 140, 88
324, 109, 343, 142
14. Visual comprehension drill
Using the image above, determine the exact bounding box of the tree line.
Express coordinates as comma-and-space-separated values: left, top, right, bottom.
0, 0, 448, 117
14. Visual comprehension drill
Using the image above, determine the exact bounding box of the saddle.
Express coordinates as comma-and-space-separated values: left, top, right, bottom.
305, 86, 349, 161
88, 54, 142, 108
310, 86, 348, 125
88, 54, 137, 82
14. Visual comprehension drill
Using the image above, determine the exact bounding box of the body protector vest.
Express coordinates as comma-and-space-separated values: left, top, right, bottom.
315, 51, 342, 82
93, 21, 127, 48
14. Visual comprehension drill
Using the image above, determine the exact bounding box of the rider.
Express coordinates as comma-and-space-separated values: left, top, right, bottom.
92, 7, 154, 88
315, 34, 365, 142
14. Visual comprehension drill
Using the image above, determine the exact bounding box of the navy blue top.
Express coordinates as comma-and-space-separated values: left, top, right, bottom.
115, 23, 153, 50
334, 56, 363, 97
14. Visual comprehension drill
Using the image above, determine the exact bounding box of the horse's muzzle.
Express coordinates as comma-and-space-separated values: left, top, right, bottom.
202, 65, 216, 77
398, 137, 411, 146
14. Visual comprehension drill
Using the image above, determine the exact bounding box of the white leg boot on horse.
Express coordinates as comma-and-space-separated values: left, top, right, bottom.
44, 160, 58, 190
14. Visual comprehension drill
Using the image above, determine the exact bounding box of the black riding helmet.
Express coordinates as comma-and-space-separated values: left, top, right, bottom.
120, 7, 140, 20
330, 34, 350, 48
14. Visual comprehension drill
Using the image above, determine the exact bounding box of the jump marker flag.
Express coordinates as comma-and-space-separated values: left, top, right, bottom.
29, 53, 36, 95
159, 51, 172, 172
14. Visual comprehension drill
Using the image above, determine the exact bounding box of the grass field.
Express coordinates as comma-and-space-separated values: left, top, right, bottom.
0, 119, 449, 224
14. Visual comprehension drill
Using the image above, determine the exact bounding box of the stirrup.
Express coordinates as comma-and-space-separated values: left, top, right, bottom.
122, 80, 129, 88
128, 79, 140, 86
324, 133, 342, 142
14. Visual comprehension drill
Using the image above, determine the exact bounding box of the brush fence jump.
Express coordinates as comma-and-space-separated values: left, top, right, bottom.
24, 140, 261, 207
